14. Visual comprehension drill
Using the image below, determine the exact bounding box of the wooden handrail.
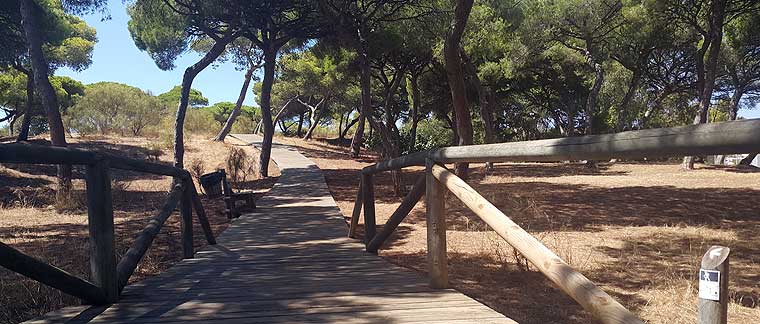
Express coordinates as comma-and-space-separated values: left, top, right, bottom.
116, 184, 184, 292
366, 174, 426, 253
0, 242, 107, 304
0, 142, 188, 178
361, 119, 760, 174
430, 164, 643, 324
0, 143, 217, 304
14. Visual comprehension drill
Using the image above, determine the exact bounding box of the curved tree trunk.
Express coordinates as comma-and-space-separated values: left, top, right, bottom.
174, 31, 236, 169
301, 97, 326, 140
19, 0, 71, 189
350, 40, 371, 158
214, 65, 255, 142
444, 0, 475, 179
17, 67, 34, 142
683, 0, 726, 170
258, 47, 278, 178
340, 114, 359, 139
409, 75, 421, 151
617, 70, 640, 132
296, 110, 305, 137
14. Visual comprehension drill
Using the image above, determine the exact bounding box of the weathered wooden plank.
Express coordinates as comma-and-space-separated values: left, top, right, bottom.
116, 185, 182, 292
27, 134, 512, 324
360, 119, 760, 173
425, 159, 447, 289
431, 163, 641, 324
0, 142, 187, 177
430, 118, 760, 163
367, 174, 425, 253
0, 142, 96, 164
108, 156, 187, 178
84, 160, 118, 303
0, 241, 106, 303
361, 149, 430, 174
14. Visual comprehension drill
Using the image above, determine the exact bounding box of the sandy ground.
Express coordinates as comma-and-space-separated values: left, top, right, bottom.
279, 136, 760, 324
0, 135, 278, 324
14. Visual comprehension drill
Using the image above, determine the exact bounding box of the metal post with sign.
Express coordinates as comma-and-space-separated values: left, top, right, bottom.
698, 245, 730, 324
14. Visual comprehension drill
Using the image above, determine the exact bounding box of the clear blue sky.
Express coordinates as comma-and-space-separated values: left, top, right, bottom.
57, 1, 258, 107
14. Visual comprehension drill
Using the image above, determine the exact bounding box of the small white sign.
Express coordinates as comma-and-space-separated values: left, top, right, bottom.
699, 269, 720, 301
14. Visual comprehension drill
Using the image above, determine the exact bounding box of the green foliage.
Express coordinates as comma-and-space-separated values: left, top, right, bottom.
0, 70, 84, 136
127, 0, 192, 70
66, 82, 163, 136
158, 86, 209, 108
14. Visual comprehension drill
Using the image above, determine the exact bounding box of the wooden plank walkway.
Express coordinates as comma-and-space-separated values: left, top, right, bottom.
27, 134, 514, 324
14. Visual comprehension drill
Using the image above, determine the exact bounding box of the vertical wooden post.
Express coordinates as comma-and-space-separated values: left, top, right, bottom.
362, 174, 376, 248
180, 181, 194, 259
698, 245, 730, 324
348, 178, 363, 238
425, 159, 447, 288
84, 159, 118, 303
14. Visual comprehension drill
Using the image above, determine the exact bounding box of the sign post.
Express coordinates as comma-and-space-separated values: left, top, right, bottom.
698, 245, 729, 324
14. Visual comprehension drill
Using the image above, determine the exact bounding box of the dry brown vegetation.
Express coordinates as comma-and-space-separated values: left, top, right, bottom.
0, 135, 278, 324
279, 136, 760, 324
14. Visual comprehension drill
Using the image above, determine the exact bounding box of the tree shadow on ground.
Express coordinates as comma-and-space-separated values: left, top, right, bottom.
435, 181, 760, 233
382, 251, 607, 324
468, 162, 629, 180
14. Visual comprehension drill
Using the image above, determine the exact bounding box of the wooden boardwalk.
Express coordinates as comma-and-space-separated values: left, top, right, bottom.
28, 135, 514, 324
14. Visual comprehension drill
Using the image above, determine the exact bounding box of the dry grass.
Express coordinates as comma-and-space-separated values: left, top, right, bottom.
282, 136, 760, 324
0, 134, 278, 324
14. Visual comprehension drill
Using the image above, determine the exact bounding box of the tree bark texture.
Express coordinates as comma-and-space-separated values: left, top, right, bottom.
258, 47, 278, 177
174, 31, 236, 169
351, 39, 372, 158
683, 0, 727, 170
19, 0, 71, 188
17, 67, 34, 142
444, 0, 475, 179
214, 65, 255, 141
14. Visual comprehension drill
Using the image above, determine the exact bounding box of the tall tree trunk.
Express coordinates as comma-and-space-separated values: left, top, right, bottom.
301, 97, 326, 140
214, 65, 255, 141
19, 0, 70, 189
584, 62, 604, 135
617, 70, 641, 132
409, 74, 421, 151
255, 97, 293, 134
341, 115, 359, 139
17, 67, 34, 142
258, 46, 278, 177
716, 87, 744, 164
174, 31, 236, 168
297, 110, 305, 137
338, 111, 344, 139
584, 61, 604, 168
444, 0, 475, 179
350, 37, 371, 158
683, 0, 726, 170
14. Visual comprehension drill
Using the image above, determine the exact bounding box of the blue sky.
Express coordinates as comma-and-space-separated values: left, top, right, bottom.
57, 1, 258, 107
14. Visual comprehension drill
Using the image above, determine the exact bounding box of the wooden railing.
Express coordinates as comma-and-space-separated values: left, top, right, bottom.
0, 143, 216, 304
349, 119, 760, 324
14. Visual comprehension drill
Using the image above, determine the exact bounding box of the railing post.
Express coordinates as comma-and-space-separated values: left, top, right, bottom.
348, 178, 363, 238
425, 159, 447, 288
180, 179, 194, 259
362, 173, 376, 248
84, 159, 118, 303
698, 245, 730, 324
